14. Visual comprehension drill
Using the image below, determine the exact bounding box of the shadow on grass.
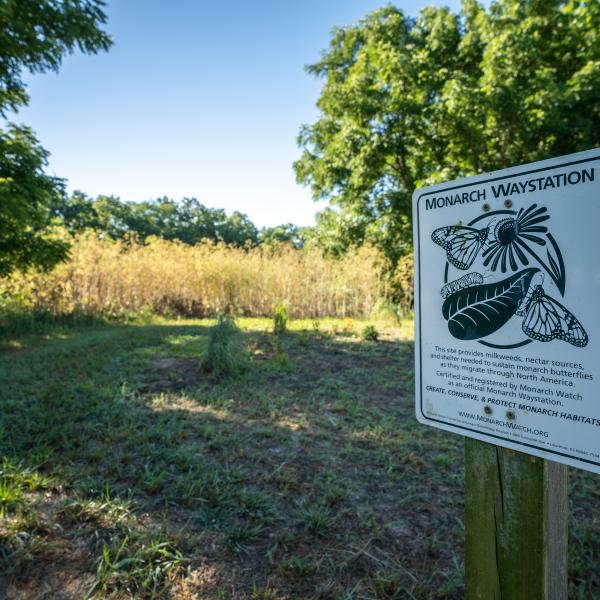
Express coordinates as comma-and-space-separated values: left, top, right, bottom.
0, 321, 596, 599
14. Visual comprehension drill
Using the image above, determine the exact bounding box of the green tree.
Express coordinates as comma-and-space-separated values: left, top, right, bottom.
219, 211, 259, 246
49, 190, 99, 231
93, 195, 132, 238
259, 223, 304, 248
295, 0, 600, 264
0, 0, 111, 275
174, 197, 221, 243
0, 125, 68, 276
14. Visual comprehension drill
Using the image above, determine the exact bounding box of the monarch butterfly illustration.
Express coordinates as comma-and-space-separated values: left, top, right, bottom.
440, 272, 484, 299
431, 223, 492, 270
516, 284, 588, 347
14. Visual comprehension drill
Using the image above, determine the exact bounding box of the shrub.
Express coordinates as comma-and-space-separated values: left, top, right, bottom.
361, 325, 379, 342
273, 303, 288, 335
203, 314, 246, 377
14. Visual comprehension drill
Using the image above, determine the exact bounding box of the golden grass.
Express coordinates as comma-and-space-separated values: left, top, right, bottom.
2, 232, 389, 318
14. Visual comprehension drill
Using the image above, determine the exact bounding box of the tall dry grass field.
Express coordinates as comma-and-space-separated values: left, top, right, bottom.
1, 232, 389, 318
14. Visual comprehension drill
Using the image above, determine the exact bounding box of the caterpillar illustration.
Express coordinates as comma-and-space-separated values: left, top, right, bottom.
440, 272, 484, 299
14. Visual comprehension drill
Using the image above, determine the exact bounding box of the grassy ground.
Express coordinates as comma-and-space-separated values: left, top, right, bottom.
0, 317, 598, 599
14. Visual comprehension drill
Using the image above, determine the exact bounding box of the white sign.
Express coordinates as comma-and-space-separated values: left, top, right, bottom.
413, 148, 600, 473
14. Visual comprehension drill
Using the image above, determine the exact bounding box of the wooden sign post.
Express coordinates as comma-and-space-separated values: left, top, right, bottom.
465, 440, 567, 599
412, 149, 600, 597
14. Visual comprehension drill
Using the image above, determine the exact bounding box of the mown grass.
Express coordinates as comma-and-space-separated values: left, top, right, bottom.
0, 317, 597, 599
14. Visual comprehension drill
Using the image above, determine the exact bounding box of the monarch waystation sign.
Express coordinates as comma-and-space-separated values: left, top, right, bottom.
413, 148, 600, 473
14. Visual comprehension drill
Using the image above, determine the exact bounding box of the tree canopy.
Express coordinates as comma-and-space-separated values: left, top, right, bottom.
0, 125, 69, 277
0, 0, 111, 276
295, 0, 600, 264
258, 223, 308, 248
50, 191, 264, 247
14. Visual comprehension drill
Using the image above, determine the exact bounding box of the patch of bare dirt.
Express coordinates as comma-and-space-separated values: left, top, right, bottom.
4, 536, 93, 600
140, 357, 202, 394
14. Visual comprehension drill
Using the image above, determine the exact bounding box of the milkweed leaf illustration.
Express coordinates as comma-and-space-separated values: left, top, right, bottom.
442, 268, 539, 340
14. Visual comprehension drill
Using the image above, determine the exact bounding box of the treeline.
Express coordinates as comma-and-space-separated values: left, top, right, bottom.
49, 192, 309, 248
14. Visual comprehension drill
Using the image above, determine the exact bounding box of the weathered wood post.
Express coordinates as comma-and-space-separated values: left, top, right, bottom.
465, 440, 568, 599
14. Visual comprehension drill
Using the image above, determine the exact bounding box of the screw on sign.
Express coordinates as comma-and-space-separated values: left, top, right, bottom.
413, 148, 600, 599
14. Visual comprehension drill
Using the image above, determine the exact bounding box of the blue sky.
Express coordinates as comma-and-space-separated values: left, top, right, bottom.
20, 0, 468, 228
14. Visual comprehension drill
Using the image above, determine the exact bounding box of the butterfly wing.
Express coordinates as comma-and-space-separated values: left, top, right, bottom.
522, 291, 588, 347
431, 226, 454, 247
431, 226, 487, 270
516, 282, 535, 317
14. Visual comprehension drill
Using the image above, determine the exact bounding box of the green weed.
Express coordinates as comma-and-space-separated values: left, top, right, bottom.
264, 335, 294, 372
361, 324, 379, 342
272, 303, 288, 335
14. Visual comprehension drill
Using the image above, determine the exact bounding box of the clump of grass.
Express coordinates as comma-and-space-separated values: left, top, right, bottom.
0, 459, 58, 517
89, 533, 186, 598
361, 325, 379, 342
251, 582, 281, 599
323, 480, 346, 507
273, 303, 288, 334
0, 471, 24, 517
367, 569, 416, 599
58, 486, 134, 528
203, 314, 247, 377
299, 502, 338, 537
235, 488, 277, 523
226, 520, 265, 553
279, 554, 316, 577
264, 335, 294, 372
175, 468, 233, 510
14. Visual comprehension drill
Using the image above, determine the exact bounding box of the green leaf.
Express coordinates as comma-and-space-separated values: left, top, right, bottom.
442, 268, 539, 340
